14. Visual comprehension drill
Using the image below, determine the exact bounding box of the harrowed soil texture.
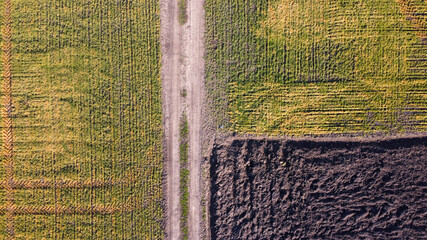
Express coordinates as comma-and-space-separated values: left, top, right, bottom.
209, 136, 427, 239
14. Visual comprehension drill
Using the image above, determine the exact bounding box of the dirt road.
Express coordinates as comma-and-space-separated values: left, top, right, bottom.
161, 0, 182, 238
161, 0, 204, 238
186, 0, 205, 238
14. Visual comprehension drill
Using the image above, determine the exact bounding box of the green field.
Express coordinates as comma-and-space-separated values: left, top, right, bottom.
205, 0, 427, 135
0, 0, 163, 238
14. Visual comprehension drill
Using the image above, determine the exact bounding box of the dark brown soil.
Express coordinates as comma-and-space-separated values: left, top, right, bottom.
209, 136, 427, 239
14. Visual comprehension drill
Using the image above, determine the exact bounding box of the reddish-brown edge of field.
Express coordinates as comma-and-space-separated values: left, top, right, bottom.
208, 134, 427, 239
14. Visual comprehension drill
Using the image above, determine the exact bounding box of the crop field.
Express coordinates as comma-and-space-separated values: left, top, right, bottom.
0, 0, 162, 239
205, 0, 427, 135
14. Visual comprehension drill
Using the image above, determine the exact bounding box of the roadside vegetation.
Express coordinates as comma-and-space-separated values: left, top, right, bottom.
178, 0, 188, 24
0, 0, 163, 238
179, 112, 189, 240
205, 0, 427, 135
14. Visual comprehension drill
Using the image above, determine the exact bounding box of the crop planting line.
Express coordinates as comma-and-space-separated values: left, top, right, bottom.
0, 179, 133, 189
0, 204, 134, 215
2, 0, 15, 238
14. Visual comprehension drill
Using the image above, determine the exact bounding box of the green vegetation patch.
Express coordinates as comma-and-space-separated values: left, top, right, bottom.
205, 0, 427, 135
179, 113, 189, 240
179, 0, 188, 24
0, 0, 163, 238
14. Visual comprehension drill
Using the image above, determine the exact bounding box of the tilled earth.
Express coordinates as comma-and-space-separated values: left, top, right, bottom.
209, 136, 427, 239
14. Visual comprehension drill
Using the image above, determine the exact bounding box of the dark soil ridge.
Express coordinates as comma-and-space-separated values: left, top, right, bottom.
209, 135, 427, 239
